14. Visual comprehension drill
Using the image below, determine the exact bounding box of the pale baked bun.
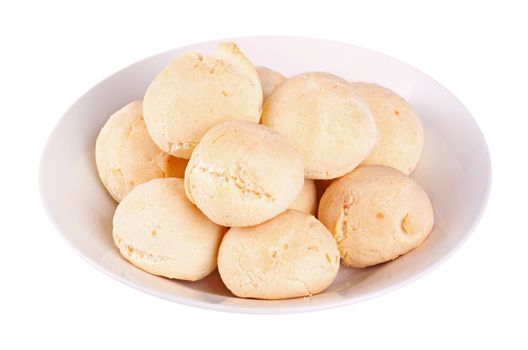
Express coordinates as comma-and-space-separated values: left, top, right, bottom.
143, 42, 263, 159
113, 178, 226, 281
218, 210, 340, 299
318, 165, 434, 268
185, 120, 304, 227
262, 72, 378, 179
350, 82, 424, 174
256, 66, 286, 101
95, 100, 187, 202
289, 179, 317, 215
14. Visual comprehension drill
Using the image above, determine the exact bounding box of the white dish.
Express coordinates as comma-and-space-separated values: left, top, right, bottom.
40, 36, 491, 313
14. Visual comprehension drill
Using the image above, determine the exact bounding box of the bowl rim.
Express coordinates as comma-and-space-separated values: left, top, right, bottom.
39, 35, 492, 314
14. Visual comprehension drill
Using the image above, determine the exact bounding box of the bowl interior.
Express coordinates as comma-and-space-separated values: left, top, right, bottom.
40, 37, 491, 313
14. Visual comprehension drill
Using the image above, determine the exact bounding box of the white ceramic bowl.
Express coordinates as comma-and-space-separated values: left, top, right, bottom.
40, 36, 491, 313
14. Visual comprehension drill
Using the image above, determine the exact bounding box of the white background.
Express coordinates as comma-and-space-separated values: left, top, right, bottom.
1, 1, 526, 348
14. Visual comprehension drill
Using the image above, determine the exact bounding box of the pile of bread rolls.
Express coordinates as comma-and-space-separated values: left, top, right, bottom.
95, 42, 434, 300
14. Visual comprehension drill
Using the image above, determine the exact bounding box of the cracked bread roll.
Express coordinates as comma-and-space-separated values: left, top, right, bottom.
318, 165, 434, 268
95, 100, 188, 202
112, 178, 226, 281
185, 120, 304, 227
262, 72, 378, 179
256, 66, 286, 101
143, 42, 263, 159
218, 210, 340, 299
289, 179, 317, 215
350, 82, 424, 174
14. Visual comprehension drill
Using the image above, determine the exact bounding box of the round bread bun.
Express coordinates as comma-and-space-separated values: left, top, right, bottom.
112, 178, 226, 281
256, 66, 286, 101
289, 179, 317, 215
185, 120, 304, 227
262, 72, 378, 179
318, 165, 434, 268
350, 82, 424, 174
95, 100, 188, 202
218, 210, 340, 299
143, 42, 263, 159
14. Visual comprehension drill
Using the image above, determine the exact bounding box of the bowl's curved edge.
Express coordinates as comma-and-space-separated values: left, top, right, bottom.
38, 35, 492, 314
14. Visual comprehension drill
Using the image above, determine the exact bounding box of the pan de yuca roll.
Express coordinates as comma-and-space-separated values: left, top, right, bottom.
218, 210, 340, 299
350, 82, 423, 174
262, 72, 378, 179
318, 165, 434, 268
185, 120, 304, 227
144, 42, 263, 159
113, 178, 226, 281
95, 100, 187, 202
